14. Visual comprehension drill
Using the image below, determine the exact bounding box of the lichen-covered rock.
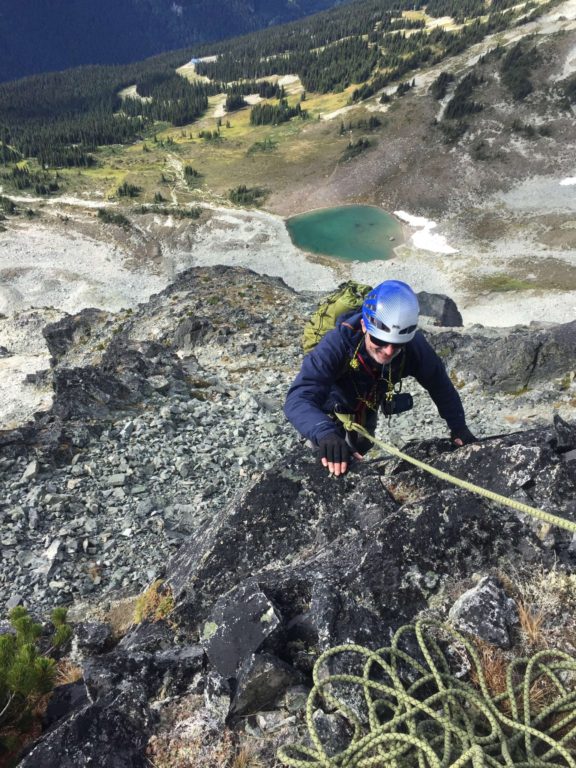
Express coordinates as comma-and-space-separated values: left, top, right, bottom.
203, 580, 282, 678
71, 621, 113, 659
41, 681, 89, 731
167, 444, 549, 667
43, 309, 109, 362
311, 710, 354, 758
118, 620, 174, 654
448, 576, 518, 648
553, 414, 576, 453
82, 643, 204, 701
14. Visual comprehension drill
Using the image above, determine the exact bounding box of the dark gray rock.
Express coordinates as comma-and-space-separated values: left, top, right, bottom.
43, 309, 108, 362
203, 580, 282, 678
72, 622, 113, 657
173, 317, 212, 349
167, 442, 551, 664
166, 450, 397, 627
389, 428, 576, 518
118, 620, 174, 653
202, 669, 232, 727
82, 642, 204, 701
311, 710, 354, 758
553, 414, 576, 453
448, 576, 518, 648
230, 653, 301, 717
417, 292, 463, 327
42, 681, 90, 731
430, 321, 576, 392
19, 685, 152, 768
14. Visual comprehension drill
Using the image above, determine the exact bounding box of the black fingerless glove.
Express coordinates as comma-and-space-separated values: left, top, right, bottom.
318, 434, 351, 464
450, 426, 478, 446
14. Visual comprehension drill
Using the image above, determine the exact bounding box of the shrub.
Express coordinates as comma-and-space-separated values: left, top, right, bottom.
97, 208, 131, 228
136, 205, 201, 219
341, 137, 371, 161
562, 74, 576, 104
116, 181, 141, 198
500, 41, 540, 100
430, 71, 454, 100
228, 185, 267, 206
184, 165, 201, 181
439, 120, 469, 144
0, 606, 71, 761
247, 138, 278, 155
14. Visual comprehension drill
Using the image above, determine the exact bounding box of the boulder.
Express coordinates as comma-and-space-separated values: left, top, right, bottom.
230, 653, 302, 717
553, 414, 576, 453
83, 643, 203, 701
387, 428, 576, 523
166, 451, 397, 627
448, 576, 518, 648
42, 681, 90, 731
417, 291, 463, 327
71, 621, 113, 659
117, 620, 174, 653
203, 580, 282, 679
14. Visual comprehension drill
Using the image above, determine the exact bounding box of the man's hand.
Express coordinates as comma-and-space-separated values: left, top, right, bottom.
318, 434, 361, 476
450, 426, 477, 447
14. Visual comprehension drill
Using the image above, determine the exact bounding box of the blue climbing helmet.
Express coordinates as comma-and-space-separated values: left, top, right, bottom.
362, 280, 419, 344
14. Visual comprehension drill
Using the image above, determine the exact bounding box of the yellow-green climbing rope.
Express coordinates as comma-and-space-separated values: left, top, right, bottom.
334, 415, 576, 535
278, 619, 576, 768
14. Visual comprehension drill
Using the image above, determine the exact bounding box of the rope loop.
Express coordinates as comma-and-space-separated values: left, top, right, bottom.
278, 620, 576, 768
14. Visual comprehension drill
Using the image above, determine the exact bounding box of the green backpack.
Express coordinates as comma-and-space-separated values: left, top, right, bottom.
302, 280, 372, 354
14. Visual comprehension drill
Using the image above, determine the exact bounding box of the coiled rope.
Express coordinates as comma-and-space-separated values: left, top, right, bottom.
334, 415, 576, 535
278, 619, 576, 768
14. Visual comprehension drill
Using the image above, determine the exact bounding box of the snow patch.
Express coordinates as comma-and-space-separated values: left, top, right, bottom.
394, 210, 458, 254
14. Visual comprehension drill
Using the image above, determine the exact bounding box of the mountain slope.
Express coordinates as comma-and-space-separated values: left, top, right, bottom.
0, 0, 352, 83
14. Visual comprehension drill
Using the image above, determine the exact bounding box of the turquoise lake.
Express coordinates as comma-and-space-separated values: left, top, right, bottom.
286, 205, 403, 262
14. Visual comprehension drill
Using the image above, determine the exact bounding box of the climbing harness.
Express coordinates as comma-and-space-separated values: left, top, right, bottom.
278, 619, 576, 767
334, 414, 576, 535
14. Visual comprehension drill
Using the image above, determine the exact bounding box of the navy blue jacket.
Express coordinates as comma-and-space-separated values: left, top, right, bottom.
284, 311, 466, 444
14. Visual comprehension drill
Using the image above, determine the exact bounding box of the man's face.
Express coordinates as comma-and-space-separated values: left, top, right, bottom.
361, 319, 402, 365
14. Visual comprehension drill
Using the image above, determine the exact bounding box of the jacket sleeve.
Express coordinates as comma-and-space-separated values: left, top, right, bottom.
408, 332, 467, 432
284, 330, 348, 444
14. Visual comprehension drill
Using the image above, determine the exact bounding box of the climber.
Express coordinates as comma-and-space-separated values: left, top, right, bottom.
284, 280, 477, 476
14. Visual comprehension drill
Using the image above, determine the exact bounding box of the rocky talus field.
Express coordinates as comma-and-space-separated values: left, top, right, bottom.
1, 266, 576, 766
